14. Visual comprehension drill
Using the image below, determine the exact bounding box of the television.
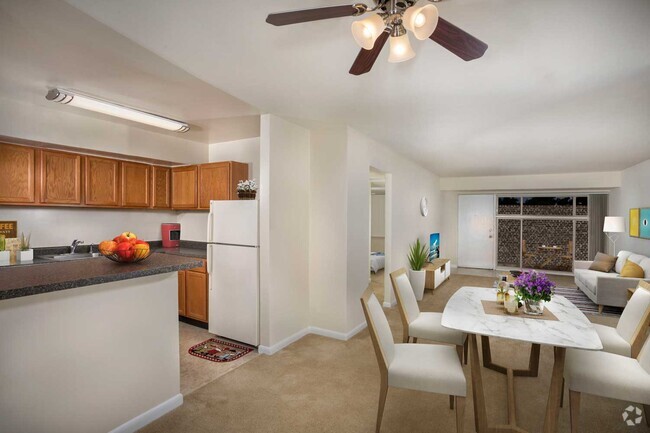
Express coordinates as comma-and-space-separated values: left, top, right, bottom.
429, 233, 440, 261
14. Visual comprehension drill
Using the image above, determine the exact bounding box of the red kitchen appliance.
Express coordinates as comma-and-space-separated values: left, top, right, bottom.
161, 223, 181, 248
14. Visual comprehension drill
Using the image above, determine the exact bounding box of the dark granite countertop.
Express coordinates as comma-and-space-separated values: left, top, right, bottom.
0, 253, 203, 300
152, 247, 207, 259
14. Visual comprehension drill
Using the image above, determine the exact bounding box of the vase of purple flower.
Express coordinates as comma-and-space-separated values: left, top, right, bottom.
513, 270, 556, 316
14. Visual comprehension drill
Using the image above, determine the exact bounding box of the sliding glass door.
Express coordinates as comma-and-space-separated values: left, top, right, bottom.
496, 195, 589, 272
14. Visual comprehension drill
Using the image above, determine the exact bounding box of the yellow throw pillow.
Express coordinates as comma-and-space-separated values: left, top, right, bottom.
620, 259, 645, 278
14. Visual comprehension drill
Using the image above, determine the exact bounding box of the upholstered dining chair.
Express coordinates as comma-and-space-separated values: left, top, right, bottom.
591, 281, 650, 357
390, 268, 468, 363
360, 287, 467, 433
564, 334, 650, 432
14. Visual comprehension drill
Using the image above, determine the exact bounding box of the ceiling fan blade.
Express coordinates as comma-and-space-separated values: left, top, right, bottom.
429, 17, 488, 61
266, 5, 360, 26
349, 31, 390, 75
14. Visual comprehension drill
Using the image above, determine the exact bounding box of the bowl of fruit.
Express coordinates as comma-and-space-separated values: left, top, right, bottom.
98, 232, 151, 263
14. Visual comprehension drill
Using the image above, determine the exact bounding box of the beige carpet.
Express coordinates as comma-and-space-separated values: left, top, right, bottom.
141, 274, 648, 433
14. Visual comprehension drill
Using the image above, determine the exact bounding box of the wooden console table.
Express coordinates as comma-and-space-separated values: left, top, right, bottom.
423, 258, 451, 290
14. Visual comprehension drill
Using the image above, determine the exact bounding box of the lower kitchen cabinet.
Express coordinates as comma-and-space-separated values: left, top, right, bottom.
178, 260, 208, 323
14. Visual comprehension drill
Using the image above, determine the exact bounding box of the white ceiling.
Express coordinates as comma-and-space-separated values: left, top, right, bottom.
0, 0, 259, 143
30, 0, 650, 175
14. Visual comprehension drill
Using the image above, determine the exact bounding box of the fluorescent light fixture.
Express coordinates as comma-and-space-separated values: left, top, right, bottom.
46, 88, 189, 133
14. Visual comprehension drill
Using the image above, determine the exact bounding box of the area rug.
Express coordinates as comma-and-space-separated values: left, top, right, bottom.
188, 338, 253, 363
555, 287, 623, 316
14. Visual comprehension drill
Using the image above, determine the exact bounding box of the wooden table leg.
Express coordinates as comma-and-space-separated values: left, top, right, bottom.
482, 336, 540, 378
543, 347, 566, 433
469, 334, 488, 433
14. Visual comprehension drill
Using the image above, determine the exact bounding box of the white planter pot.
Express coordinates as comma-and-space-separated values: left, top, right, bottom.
408, 269, 426, 301
0, 250, 9, 264
18, 249, 33, 262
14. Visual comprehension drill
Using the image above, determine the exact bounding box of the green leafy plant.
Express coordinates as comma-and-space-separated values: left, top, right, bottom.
407, 238, 429, 271
19, 232, 31, 251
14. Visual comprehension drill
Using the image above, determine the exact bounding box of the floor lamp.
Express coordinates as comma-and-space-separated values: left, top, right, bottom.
603, 216, 625, 255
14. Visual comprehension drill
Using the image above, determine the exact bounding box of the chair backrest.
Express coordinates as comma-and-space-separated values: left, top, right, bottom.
617, 284, 650, 357
361, 287, 395, 373
390, 268, 421, 325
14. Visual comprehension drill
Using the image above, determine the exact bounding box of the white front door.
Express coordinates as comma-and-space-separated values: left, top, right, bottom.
458, 195, 495, 269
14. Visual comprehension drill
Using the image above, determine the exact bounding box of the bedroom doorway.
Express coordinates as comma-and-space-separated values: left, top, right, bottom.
370, 167, 389, 304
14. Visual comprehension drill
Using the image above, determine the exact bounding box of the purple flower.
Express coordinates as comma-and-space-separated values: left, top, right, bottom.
514, 270, 555, 302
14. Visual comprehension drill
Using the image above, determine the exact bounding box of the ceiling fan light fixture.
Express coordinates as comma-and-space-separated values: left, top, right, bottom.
388, 33, 416, 63
402, 3, 439, 40
351, 13, 385, 50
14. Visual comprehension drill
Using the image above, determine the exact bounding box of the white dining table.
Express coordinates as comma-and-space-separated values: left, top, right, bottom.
442, 286, 603, 433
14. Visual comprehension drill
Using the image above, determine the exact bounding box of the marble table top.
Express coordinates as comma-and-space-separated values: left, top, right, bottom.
442, 286, 603, 350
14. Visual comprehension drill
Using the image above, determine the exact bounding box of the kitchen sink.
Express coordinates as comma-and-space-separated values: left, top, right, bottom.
41, 253, 103, 262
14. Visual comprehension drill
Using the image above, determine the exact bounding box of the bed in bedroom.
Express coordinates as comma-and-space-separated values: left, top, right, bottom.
370, 252, 385, 273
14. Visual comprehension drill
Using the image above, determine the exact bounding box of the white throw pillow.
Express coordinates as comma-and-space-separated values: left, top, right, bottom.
639, 257, 650, 279
615, 251, 633, 274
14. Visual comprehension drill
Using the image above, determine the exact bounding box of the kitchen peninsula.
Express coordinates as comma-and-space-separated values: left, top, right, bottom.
0, 253, 203, 433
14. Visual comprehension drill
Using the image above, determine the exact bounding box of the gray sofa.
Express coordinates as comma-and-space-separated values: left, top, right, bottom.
574, 250, 650, 312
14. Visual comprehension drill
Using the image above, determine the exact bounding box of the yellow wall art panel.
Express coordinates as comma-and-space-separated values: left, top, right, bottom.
630, 208, 640, 237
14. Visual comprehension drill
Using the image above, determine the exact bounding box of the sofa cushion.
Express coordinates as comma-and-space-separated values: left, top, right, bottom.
589, 252, 617, 272
616, 251, 634, 273
621, 259, 645, 278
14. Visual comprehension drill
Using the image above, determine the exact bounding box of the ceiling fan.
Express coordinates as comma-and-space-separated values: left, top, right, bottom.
266, 0, 488, 75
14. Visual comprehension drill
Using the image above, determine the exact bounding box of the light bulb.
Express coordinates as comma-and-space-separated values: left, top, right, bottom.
414, 13, 426, 28
388, 34, 416, 63
351, 14, 386, 50
402, 3, 439, 40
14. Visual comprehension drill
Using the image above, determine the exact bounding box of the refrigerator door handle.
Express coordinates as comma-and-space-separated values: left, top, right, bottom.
207, 209, 214, 243
207, 244, 213, 277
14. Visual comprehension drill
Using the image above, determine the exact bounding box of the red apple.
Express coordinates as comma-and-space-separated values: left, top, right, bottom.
134, 239, 148, 245
116, 241, 134, 261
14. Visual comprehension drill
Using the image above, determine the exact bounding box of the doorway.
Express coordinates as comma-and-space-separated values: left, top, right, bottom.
369, 167, 392, 306
458, 194, 495, 269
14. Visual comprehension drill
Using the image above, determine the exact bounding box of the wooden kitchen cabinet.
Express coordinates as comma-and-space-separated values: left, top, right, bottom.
178, 271, 187, 316
120, 161, 151, 208
171, 165, 198, 209
0, 142, 35, 204
151, 166, 171, 209
178, 260, 208, 323
85, 156, 120, 206
198, 161, 249, 208
38, 149, 82, 205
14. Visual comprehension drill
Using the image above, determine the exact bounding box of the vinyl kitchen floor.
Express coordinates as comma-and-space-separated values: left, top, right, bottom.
179, 321, 258, 395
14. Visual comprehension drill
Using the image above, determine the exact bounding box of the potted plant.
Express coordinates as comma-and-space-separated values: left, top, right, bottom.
407, 238, 429, 301
513, 270, 555, 315
0, 235, 9, 264
17, 232, 33, 262
237, 179, 258, 200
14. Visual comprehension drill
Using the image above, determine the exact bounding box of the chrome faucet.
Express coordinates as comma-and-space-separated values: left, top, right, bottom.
70, 239, 84, 254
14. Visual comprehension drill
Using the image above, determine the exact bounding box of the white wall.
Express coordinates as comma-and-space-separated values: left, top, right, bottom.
0, 273, 180, 433
347, 128, 442, 320
609, 158, 650, 256
308, 127, 348, 333
259, 115, 310, 350
208, 137, 260, 181
371, 195, 385, 237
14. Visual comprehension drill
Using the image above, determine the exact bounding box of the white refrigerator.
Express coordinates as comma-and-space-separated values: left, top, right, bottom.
207, 200, 259, 346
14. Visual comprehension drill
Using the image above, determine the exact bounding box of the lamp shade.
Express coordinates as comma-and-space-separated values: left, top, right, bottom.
402, 2, 439, 40
351, 14, 385, 50
603, 216, 625, 233
388, 34, 416, 63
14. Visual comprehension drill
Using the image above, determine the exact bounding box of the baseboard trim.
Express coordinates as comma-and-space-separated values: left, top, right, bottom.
258, 328, 310, 355
109, 393, 183, 433
259, 322, 368, 355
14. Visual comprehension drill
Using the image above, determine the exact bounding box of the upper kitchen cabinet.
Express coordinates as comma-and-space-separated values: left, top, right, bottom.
120, 161, 151, 208
171, 165, 198, 209
0, 143, 35, 204
198, 161, 249, 209
151, 166, 171, 209
85, 156, 120, 207
38, 149, 82, 205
